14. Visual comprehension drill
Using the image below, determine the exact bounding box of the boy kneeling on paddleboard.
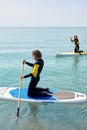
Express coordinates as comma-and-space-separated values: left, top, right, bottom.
20, 50, 52, 97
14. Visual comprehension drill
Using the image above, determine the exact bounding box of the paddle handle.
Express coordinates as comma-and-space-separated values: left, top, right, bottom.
17, 63, 24, 117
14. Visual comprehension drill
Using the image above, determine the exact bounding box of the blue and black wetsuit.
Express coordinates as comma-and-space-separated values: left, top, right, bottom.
24, 58, 51, 97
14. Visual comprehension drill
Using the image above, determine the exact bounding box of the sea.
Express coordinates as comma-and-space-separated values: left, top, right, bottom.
0, 27, 87, 130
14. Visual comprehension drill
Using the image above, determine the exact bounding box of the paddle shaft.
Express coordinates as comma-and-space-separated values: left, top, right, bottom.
17, 63, 24, 117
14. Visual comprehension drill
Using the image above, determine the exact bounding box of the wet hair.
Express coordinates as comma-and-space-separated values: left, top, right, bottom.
32, 50, 42, 58
74, 35, 78, 40
74, 35, 79, 43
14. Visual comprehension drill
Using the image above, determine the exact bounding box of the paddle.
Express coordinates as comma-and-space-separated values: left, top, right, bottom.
17, 63, 24, 117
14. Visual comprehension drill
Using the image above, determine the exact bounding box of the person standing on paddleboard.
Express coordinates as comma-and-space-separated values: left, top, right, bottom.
20, 50, 52, 97
70, 35, 80, 53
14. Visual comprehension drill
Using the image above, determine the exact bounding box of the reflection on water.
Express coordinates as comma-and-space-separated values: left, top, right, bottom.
28, 103, 48, 130
71, 56, 80, 86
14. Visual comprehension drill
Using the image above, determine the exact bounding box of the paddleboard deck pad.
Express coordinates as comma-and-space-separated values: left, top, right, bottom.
0, 87, 87, 103
56, 52, 87, 56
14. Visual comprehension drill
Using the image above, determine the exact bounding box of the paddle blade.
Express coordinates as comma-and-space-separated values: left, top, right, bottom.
17, 107, 20, 117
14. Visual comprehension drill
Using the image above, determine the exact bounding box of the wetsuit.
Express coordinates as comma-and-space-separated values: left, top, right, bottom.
24, 58, 50, 97
74, 40, 80, 53
71, 39, 80, 53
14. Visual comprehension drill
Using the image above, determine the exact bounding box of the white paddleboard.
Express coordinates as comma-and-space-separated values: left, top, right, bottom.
0, 87, 87, 103
56, 52, 87, 56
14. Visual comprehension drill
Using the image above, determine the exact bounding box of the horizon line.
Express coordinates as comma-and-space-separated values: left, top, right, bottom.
0, 26, 87, 28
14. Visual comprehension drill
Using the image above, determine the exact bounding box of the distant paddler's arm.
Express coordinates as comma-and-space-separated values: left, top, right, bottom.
20, 73, 32, 79
23, 60, 34, 67
70, 36, 74, 42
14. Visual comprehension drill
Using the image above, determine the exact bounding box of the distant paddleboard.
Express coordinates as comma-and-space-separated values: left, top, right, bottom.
0, 87, 87, 103
56, 52, 87, 57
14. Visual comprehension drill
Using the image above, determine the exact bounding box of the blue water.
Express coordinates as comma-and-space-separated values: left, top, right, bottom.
0, 27, 87, 130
